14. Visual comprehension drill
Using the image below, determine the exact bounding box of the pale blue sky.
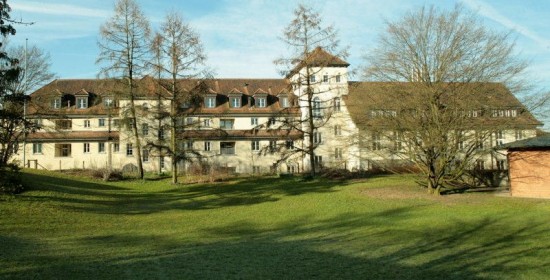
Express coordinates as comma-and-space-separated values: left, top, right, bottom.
8, 0, 550, 127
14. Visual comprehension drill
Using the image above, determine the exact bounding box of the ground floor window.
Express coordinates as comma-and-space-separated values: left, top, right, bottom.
335, 148, 343, 159
98, 142, 105, 153
496, 159, 506, 170
314, 155, 323, 168
55, 144, 71, 157
252, 165, 261, 174
126, 143, 133, 156
142, 148, 149, 162
204, 141, 211, 151
160, 157, 165, 169
83, 143, 90, 153
113, 143, 120, 153
32, 143, 42, 154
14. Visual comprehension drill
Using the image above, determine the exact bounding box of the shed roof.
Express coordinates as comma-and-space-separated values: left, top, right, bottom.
500, 134, 550, 150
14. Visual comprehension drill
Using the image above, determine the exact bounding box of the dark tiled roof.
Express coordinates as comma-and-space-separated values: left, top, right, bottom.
26, 131, 119, 142
344, 82, 542, 130
500, 134, 550, 150
288, 47, 349, 77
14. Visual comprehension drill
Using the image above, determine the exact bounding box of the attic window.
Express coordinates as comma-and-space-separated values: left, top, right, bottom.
256, 97, 266, 108
280, 96, 289, 108
52, 98, 61, 109
491, 109, 517, 118
205, 96, 216, 108
230, 97, 241, 108
76, 97, 88, 109
104, 97, 114, 108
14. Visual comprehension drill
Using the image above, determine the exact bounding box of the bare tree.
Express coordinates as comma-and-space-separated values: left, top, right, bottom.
96, 0, 151, 179
361, 5, 533, 194
275, 4, 348, 177
6, 44, 55, 94
147, 12, 208, 183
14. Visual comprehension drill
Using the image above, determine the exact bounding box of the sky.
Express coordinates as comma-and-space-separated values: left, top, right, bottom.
7, 0, 550, 127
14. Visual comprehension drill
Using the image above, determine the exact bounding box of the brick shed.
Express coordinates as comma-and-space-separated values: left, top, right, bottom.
502, 134, 550, 199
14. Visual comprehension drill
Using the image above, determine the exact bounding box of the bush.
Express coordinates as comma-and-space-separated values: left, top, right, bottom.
91, 168, 124, 181
0, 164, 25, 194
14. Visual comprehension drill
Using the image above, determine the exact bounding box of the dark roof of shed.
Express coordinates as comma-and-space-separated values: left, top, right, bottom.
500, 134, 550, 150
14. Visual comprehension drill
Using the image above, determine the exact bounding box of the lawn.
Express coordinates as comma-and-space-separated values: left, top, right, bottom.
1, 170, 549, 279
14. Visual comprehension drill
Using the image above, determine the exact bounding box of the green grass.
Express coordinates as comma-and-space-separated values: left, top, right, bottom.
1, 170, 549, 279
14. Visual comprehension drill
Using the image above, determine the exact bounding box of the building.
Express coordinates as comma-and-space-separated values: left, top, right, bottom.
14, 49, 543, 174
502, 134, 550, 198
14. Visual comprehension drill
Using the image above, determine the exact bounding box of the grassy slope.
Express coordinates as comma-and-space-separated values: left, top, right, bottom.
1, 170, 549, 279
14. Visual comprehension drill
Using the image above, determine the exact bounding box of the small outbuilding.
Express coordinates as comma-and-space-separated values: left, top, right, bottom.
502, 134, 550, 199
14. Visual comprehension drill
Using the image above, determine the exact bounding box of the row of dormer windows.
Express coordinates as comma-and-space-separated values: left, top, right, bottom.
50, 96, 116, 109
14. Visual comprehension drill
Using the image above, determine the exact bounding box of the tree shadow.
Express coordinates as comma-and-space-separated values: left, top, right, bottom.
2, 212, 549, 279
18, 171, 351, 215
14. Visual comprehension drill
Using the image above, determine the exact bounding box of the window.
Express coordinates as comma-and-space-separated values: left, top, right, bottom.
160, 157, 165, 169
159, 127, 165, 140
269, 140, 277, 152
113, 143, 120, 153
52, 98, 61, 109
287, 165, 296, 173
323, 74, 329, 83
142, 148, 149, 162
33, 118, 43, 128
84, 119, 91, 128
313, 130, 322, 144
313, 97, 322, 117
335, 74, 341, 83
256, 97, 266, 108
186, 117, 194, 125
314, 155, 323, 168
142, 123, 149, 136
335, 148, 343, 159
220, 142, 236, 155
202, 119, 210, 128
104, 97, 114, 107
286, 140, 294, 150
495, 130, 504, 146
515, 130, 524, 141
185, 141, 193, 150
205, 96, 216, 108
55, 144, 71, 157
32, 143, 42, 154
251, 117, 259, 126
268, 117, 276, 127
220, 119, 234, 129
334, 125, 342, 136
333, 97, 341, 112
55, 120, 72, 130
98, 142, 105, 153
372, 133, 381, 150
309, 75, 316, 83
475, 160, 485, 170
77, 97, 88, 109
204, 141, 211, 151
496, 160, 506, 170
230, 97, 241, 108
112, 119, 120, 128
126, 143, 133, 156
394, 131, 403, 151
492, 109, 517, 118
141, 103, 149, 112
251, 140, 260, 151
83, 143, 90, 153
98, 118, 106, 127
280, 97, 289, 108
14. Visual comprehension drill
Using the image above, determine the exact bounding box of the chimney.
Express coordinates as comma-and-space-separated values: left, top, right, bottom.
214, 80, 220, 93
243, 83, 249, 95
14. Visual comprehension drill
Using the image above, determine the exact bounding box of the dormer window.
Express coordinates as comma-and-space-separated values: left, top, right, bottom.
52, 98, 61, 109
280, 97, 289, 108
77, 97, 88, 109
205, 96, 216, 108
256, 97, 266, 108
104, 97, 114, 108
230, 96, 241, 108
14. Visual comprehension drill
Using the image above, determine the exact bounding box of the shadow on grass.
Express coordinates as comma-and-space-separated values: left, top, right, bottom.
2, 212, 549, 279
19, 171, 351, 214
